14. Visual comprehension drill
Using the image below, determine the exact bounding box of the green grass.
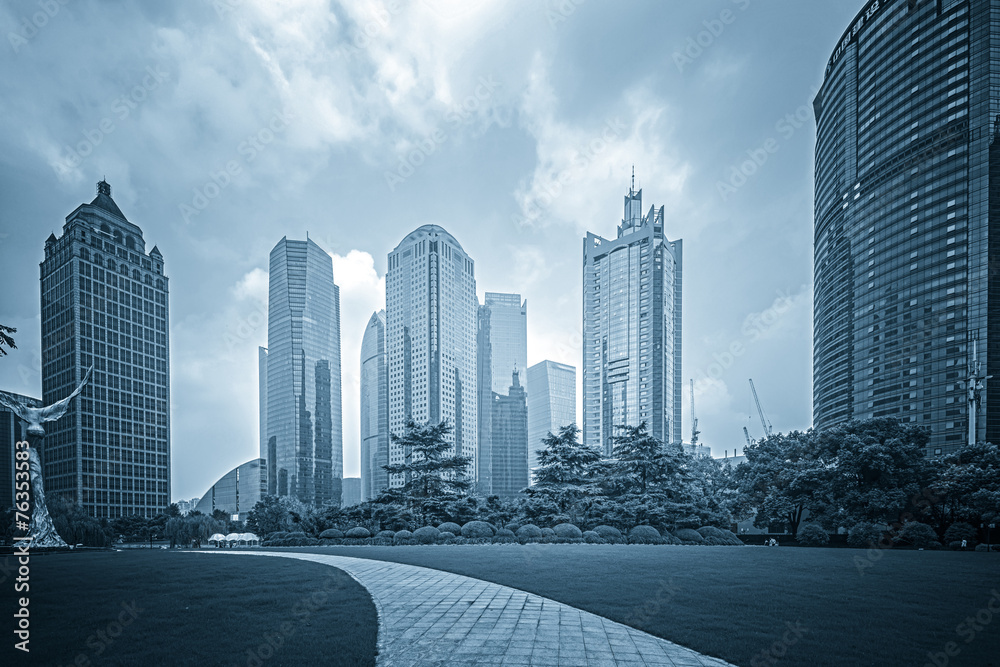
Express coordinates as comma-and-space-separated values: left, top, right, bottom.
276, 544, 1000, 667
3, 550, 377, 666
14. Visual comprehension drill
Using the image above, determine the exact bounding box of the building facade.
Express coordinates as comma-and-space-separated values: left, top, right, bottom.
40, 180, 170, 518
342, 477, 361, 507
583, 185, 683, 455
525, 360, 576, 480
486, 370, 529, 498
813, 0, 1000, 453
477, 292, 527, 493
386, 225, 478, 486
193, 458, 266, 521
360, 310, 389, 501
1, 391, 41, 512
262, 237, 343, 506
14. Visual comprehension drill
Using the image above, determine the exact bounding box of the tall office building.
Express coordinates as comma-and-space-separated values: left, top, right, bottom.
1, 391, 40, 511
193, 458, 266, 521
477, 292, 527, 493
526, 360, 576, 476
258, 345, 268, 484
40, 180, 170, 518
487, 370, 529, 498
360, 310, 389, 500
386, 225, 478, 485
583, 184, 683, 455
813, 0, 1000, 453
262, 237, 342, 506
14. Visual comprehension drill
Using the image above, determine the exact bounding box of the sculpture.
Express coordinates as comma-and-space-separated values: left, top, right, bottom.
0, 367, 92, 547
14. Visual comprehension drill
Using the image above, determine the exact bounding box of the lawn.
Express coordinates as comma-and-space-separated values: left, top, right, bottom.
270, 543, 1000, 667
2, 549, 377, 667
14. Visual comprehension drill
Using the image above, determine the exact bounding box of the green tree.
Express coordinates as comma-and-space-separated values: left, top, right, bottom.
609, 423, 693, 497
921, 442, 1000, 536
246, 495, 291, 536
526, 424, 601, 519
0, 324, 16, 358
382, 420, 473, 508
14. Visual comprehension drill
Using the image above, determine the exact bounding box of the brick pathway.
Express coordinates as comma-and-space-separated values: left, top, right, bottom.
202, 551, 734, 666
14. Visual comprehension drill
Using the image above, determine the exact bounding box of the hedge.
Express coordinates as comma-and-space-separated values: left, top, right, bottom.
553, 523, 583, 539
461, 521, 496, 538
628, 525, 662, 544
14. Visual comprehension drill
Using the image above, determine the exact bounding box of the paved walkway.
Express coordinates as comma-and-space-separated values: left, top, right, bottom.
201, 551, 734, 666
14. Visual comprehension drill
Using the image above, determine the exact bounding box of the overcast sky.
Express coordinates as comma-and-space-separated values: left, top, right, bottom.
0, 0, 862, 502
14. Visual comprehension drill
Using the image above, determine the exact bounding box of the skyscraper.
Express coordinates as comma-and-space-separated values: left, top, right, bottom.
477, 292, 527, 494
360, 310, 389, 501
487, 369, 529, 498
386, 225, 478, 485
193, 458, 266, 521
40, 180, 170, 518
526, 360, 576, 476
583, 183, 683, 455
258, 345, 267, 483
262, 237, 342, 506
813, 0, 999, 453
1, 391, 40, 511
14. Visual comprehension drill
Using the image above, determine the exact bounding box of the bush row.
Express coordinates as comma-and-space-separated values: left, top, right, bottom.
267, 522, 743, 547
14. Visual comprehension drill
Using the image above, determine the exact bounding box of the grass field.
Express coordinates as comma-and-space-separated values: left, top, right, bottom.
268, 543, 1000, 667
3, 550, 377, 667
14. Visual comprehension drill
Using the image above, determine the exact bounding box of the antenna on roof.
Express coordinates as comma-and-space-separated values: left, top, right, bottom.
631, 165, 635, 194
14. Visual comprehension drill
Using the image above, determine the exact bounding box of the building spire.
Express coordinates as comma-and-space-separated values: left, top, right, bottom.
631, 165, 635, 194
97, 179, 111, 197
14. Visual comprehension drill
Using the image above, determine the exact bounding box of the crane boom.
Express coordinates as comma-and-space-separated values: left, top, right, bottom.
690, 379, 700, 444
749, 378, 773, 437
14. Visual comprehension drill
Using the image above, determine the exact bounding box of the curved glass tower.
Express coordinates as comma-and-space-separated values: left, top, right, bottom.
263, 237, 342, 505
813, 0, 1000, 453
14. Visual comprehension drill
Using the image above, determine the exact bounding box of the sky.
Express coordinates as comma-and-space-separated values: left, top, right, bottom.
0, 0, 865, 503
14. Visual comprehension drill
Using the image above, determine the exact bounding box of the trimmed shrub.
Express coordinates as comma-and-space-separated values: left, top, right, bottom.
628, 525, 662, 544
673, 528, 706, 545
345, 527, 371, 539
461, 521, 496, 539
516, 524, 543, 543
437, 522, 462, 535
975, 544, 1000, 552
451, 536, 468, 545
505, 523, 521, 533
696, 526, 742, 546
287, 531, 309, 540
895, 522, 941, 549
392, 530, 413, 545
541, 527, 556, 538
593, 525, 624, 543
370, 537, 393, 546
493, 528, 516, 544
660, 531, 682, 545
319, 537, 343, 546
583, 530, 604, 544
438, 531, 456, 543
319, 528, 344, 540
554, 523, 583, 539
796, 523, 829, 546
413, 526, 441, 544
376, 530, 395, 540
944, 522, 977, 546
268, 531, 290, 541
847, 522, 889, 548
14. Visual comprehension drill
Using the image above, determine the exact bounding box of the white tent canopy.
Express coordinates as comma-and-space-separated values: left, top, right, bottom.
208, 533, 227, 543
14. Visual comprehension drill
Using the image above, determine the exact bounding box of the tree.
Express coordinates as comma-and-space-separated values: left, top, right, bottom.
246, 495, 291, 536
735, 430, 828, 537
0, 324, 16, 358
609, 423, 693, 497
526, 424, 601, 520
921, 442, 1000, 536
382, 420, 473, 506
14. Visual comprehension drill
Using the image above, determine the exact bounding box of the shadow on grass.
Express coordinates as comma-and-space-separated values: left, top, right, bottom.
3, 550, 376, 667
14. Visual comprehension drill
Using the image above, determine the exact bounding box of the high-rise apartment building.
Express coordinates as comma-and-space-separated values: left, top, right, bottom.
386, 225, 478, 485
583, 184, 683, 454
262, 237, 342, 506
360, 310, 389, 501
40, 180, 170, 518
526, 360, 576, 476
477, 292, 527, 494
813, 0, 1000, 453
487, 369, 529, 498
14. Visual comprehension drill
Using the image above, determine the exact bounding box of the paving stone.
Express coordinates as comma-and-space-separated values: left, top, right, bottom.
200, 551, 735, 666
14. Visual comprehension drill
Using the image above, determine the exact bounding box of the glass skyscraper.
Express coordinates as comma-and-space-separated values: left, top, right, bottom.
477, 292, 527, 494
526, 360, 576, 476
40, 180, 170, 518
386, 225, 478, 486
262, 237, 342, 506
486, 369, 529, 498
583, 185, 683, 455
813, 0, 999, 453
360, 310, 389, 501
193, 458, 266, 521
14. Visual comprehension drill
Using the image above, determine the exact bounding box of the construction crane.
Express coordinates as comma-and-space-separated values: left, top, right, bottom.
690, 379, 700, 445
749, 378, 773, 438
